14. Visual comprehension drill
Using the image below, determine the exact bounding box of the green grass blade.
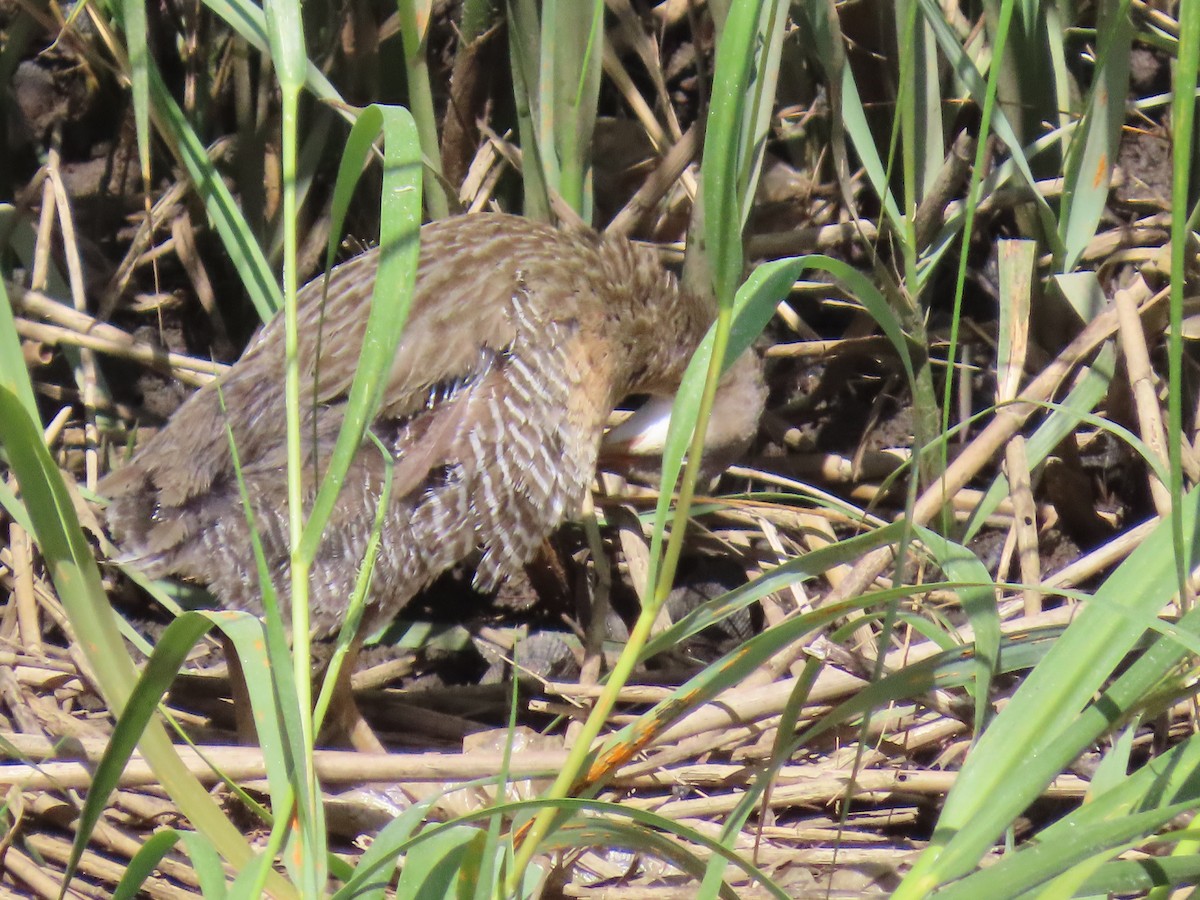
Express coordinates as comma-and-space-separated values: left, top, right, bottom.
396, 0, 449, 218
1169, 0, 1200, 630
475, 797, 788, 899
1151, 6, 1200, 891
331, 799, 439, 899
907, 1, 946, 202
312, 436, 394, 736
116, 0, 151, 196
919, 0, 1062, 257
735, 3, 787, 227
641, 524, 906, 661
0, 285, 39, 427
936, 732, 1200, 897
260, 0, 326, 885
0, 478, 33, 534
0, 386, 291, 895
792, 626, 1067, 753
1058, 1, 1132, 272
549, 0, 604, 216
112, 829, 194, 900
179, 832, 232, 899
299, 104, 422, 559
699, 0, 761, 303
601, 578, 931, 781
913, 526, 999, 734
963, 341, 1116, 540
0, 207, 44, 424
514, 7, 793, 863
201, 0, 342, 103
395, 825, 489, 898
646, 253, 915, 598
896, 488, 1200, 894
815, 31, 904, 228
643, 255, 800, 595
149, 65, 281, 320
505, 0, 551, 220
567, 818, 737, 898
1074, 855, 1200, 896
62, 610, 234, 892
541, 807, 782, 899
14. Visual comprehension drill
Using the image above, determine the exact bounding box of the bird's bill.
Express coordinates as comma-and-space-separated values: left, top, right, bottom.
601, 396, 678, 456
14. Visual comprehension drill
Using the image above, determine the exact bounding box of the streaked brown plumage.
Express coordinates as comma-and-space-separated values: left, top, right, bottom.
102, 213, 765, 637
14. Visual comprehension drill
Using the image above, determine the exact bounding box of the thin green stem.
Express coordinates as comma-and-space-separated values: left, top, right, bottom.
281, 91, 328, 897
278, 84, 320, 871
397, 0, 449, 218
507, 310, 735, 892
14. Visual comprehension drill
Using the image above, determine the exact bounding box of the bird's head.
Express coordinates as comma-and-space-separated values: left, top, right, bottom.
602, 349, 766, 471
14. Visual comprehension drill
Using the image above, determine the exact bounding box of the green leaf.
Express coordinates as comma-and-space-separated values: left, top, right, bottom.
0, 387, 281, 895
913, 526, 999, 734
117, 0, 150, 195
149, 65, 281, 320
395, 825, 486, 899
1058, 0, 1132, 272
113, 830, 186, 900
299, 104, 423, 559
897, 487, 1200, 894
261, 0, 307, 93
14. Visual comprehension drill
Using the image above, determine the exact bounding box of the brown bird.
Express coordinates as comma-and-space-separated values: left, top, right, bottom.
102, 213, 764, 646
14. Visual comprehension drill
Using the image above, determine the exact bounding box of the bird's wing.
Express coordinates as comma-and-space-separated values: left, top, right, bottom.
257, 246, 521, 419
439, 276, 602, 590
301, 272, 606, 627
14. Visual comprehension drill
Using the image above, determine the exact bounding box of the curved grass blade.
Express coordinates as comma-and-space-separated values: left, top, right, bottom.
395, 825, 489, 899
593, 580, 955, 787
63, 611, 292, 894
113, 829, 228, 900
396, 0, 449, 219
644, 252, 917, 596
178, 832, 231, 899
641, 523, 908, 660
525, 798, 788, 899
299, 104, 422, 559
643, 255, 800, 593
913, 525, 999, 734
113, 829, 187, 900
935, 732, 1200, 898
0, 387, 290, 896
568, 819, 740, 899
896, 487, 1200, 895
1058, 0, 1132, 273
330, 797, 439, 900
963, 341, 1116, 540
149, 65, 281, 320
390, 795, 786, 899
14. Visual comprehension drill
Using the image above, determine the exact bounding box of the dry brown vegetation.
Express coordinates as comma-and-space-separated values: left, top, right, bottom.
0, 1, 1197, 897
